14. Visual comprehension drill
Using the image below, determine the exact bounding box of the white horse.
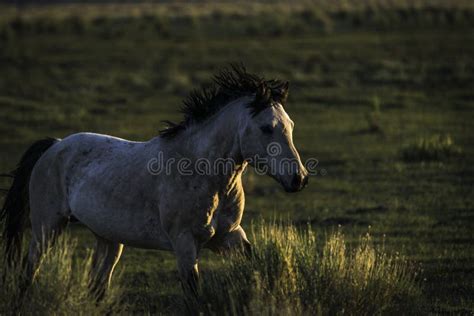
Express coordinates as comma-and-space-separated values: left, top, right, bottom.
1, 65, 308, 299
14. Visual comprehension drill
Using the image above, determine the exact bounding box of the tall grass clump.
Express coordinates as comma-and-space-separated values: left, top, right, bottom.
200, 222, 422, 315
0, 233, 124, 315
365, 95, 384, 134
401, 134, 462, 162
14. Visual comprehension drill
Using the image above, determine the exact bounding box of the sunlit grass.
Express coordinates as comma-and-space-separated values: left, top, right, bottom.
401, 134, 462, 162
200, 221, 422, 315
0, 233, 124, 315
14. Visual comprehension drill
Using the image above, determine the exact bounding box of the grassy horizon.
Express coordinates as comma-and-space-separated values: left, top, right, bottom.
1, 0, 473, 40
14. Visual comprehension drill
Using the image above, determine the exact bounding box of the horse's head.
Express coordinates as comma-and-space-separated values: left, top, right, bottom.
240, 83, 308, 193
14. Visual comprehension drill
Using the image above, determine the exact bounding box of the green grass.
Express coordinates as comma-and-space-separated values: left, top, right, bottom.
0, 1, 473, 314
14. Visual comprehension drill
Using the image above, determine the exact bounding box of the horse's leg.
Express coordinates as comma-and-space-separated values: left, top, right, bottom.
24, 215, 68, 284
12, 235, 46, 313
24, 237, 43, 283
16, 212, 68, 313
89, 235, 123, 300
174, 231, 200, 300
207, 225, 252, 257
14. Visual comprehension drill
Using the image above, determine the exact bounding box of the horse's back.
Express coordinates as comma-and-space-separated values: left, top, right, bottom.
58, 132, 143, 156
29, 134, 131, 218
29, 132, 172, 249
30, 132, 139, 191
29, 132, 136, 205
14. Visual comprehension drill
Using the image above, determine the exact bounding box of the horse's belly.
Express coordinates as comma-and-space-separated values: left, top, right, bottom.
72, 206, 173, 251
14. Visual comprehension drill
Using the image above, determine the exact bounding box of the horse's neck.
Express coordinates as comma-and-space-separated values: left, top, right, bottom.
178, 98, 247, 164
171, 98, 248, 188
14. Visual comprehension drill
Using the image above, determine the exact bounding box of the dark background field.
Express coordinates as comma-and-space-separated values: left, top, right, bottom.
0, 1, 473, 314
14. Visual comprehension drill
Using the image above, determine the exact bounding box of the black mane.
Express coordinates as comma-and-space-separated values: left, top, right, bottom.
159, 64, 288, 138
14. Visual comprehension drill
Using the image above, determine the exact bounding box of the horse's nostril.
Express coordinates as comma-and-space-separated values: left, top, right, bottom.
291, 174, 307, 191
291, 174, 300, 189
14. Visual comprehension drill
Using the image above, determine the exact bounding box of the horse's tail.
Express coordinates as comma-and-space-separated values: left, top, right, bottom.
1, 137, 59, 264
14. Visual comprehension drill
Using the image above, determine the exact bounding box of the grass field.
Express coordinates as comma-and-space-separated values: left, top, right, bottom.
0, 1, 473, 314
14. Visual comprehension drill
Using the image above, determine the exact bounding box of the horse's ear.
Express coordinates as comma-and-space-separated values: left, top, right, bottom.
256, 83, 271, 104
264, 85, 272, 101
275, 81, 289, 105
256, 83, 265, 98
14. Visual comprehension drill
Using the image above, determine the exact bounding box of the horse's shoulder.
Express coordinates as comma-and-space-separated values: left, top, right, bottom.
220, 175, 245, 208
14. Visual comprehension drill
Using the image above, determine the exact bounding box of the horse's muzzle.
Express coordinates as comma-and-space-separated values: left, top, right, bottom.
286, 173, 309, 193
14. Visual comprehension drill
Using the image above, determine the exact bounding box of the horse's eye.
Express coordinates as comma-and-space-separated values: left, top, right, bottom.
260, 125, 273, 135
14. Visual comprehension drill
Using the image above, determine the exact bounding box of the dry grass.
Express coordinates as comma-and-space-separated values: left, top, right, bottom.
401, 134, 462, 162
0, 233, 124, 316
200, 222, 422, 315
